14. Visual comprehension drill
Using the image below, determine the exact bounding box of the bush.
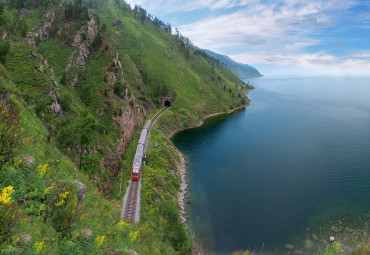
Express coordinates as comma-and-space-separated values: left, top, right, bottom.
0, 103, 22, 169
81, 156, 100, 177
35, 95, 52, 117
159, 200, 191, 254
113, 81, 123, 97
60, 234, 102, 255
59, 92, 72, 112
91, 33, 102, 49
0, 185, 21, 246
42, 182, 82, 238
0, 40, 10, 64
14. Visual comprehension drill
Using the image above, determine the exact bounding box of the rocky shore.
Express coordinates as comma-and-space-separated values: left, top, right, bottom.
176, 148, 188, 223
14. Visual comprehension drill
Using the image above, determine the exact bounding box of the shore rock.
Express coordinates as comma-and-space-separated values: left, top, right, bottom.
73, 180, 88, 203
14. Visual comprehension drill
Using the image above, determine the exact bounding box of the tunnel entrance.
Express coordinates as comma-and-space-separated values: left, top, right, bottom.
164, 100, 171, 107
160, 97, 173, 107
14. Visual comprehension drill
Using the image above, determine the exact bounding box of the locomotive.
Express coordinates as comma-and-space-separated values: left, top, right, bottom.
131, 120, 151, 180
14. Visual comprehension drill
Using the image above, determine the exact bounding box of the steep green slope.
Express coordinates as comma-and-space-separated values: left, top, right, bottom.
100, 0, 250, 136
0, 0, 250, 254
204, 49, 262, 78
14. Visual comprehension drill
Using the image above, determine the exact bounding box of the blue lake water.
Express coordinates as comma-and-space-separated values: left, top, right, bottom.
172, 76, 370, 254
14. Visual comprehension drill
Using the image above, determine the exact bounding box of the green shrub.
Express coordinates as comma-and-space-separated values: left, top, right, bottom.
59, 92, 73, 112
113, 80, 123, 97
0, 185, 21, 246
81, 156, 100, 177
42, 182, 82, 238
0, 40, 10, 64
159, 200, 191, 254
0, 103, 23, 169
60, 234, 102, 255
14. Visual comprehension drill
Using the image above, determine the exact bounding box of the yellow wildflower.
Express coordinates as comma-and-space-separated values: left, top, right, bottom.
43, 186, 53, 197
39, 204, 45, 212
35, 241, 44, 253
0, 186, 14, 204
96, 235, 105, 246
59, 191, 69, 199
117, 220, 130, 229
55, 200, 64, 207
129, 231, 139, 242
38, 163, 48, 176
54, 191, 70, 207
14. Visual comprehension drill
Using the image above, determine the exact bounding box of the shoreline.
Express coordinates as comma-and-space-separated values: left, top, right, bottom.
169, 99, 252, 253
171, 104, 249, 223
168, 104, 247, 139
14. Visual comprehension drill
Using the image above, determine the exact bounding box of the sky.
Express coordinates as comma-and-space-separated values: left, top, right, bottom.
124, 0, 370, 76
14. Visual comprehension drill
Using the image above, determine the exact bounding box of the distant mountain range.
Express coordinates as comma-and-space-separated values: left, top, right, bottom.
203, 49, 262, 78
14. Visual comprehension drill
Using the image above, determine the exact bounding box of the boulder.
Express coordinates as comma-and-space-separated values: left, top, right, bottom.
1, 30, 7, 40
50, 99, 62, 114
80, 228, 93, 238
23, 155, 35, 167
73, 180, 87, 203
37, 65, 44, 73
127, 250, 140, 255
111, 20, 122, 27
20, 233, 32, 244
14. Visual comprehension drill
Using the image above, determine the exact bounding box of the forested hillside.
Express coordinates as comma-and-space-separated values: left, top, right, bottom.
203, 49, 262, 79
0, 0, 251, 253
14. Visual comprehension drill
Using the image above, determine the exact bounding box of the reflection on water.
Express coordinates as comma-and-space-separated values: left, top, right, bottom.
172, 76, 370, 254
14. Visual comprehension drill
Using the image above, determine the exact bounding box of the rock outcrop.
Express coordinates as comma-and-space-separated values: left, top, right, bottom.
68, 18, 98, 70
73, 180, 88, 203
26, 11, 55, 48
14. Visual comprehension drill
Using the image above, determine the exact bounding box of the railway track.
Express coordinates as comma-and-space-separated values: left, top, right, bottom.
122, 179, 140, 221
121, 107, 168, 222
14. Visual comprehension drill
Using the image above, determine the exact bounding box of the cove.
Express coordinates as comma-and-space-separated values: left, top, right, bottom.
172, 76, 370, 254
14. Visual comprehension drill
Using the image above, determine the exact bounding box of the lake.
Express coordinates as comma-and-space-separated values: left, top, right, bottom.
172, 76, 370, 254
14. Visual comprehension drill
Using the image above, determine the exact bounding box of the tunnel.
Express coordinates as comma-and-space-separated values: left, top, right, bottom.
164, 100, 171, 107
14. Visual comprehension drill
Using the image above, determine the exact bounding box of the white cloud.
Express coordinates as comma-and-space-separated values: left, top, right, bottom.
124, 0, 370, 76
230, 51, 370, 76
125, 0, 257, 12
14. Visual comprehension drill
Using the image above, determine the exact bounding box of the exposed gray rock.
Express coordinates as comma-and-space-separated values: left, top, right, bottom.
50, 68, 55, 78
26, 11, 55, 48
37, 65, 44, 72
70, 75, 79, 88
20, 233, 32, 243
127, 249, 140, 255
1, 30, 7, 40
23, 155, 35, 167
65, 63, 71, 72
50, 99, 62, 114
53, 80, 59, 87
19, 8, 30, 17
73, 180, 88, 203
80, 228, 93, 238
68, 18, 98, 69
30, 53, 37, 58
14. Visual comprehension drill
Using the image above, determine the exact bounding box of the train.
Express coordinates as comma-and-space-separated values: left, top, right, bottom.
131, 120, 152, 180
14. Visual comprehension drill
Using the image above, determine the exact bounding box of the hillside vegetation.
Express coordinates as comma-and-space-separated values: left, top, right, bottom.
204, 49, 262, 79
0, 0, 251, 254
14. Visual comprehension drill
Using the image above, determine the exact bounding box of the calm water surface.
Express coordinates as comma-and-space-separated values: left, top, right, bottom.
172, 76, 370, 254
